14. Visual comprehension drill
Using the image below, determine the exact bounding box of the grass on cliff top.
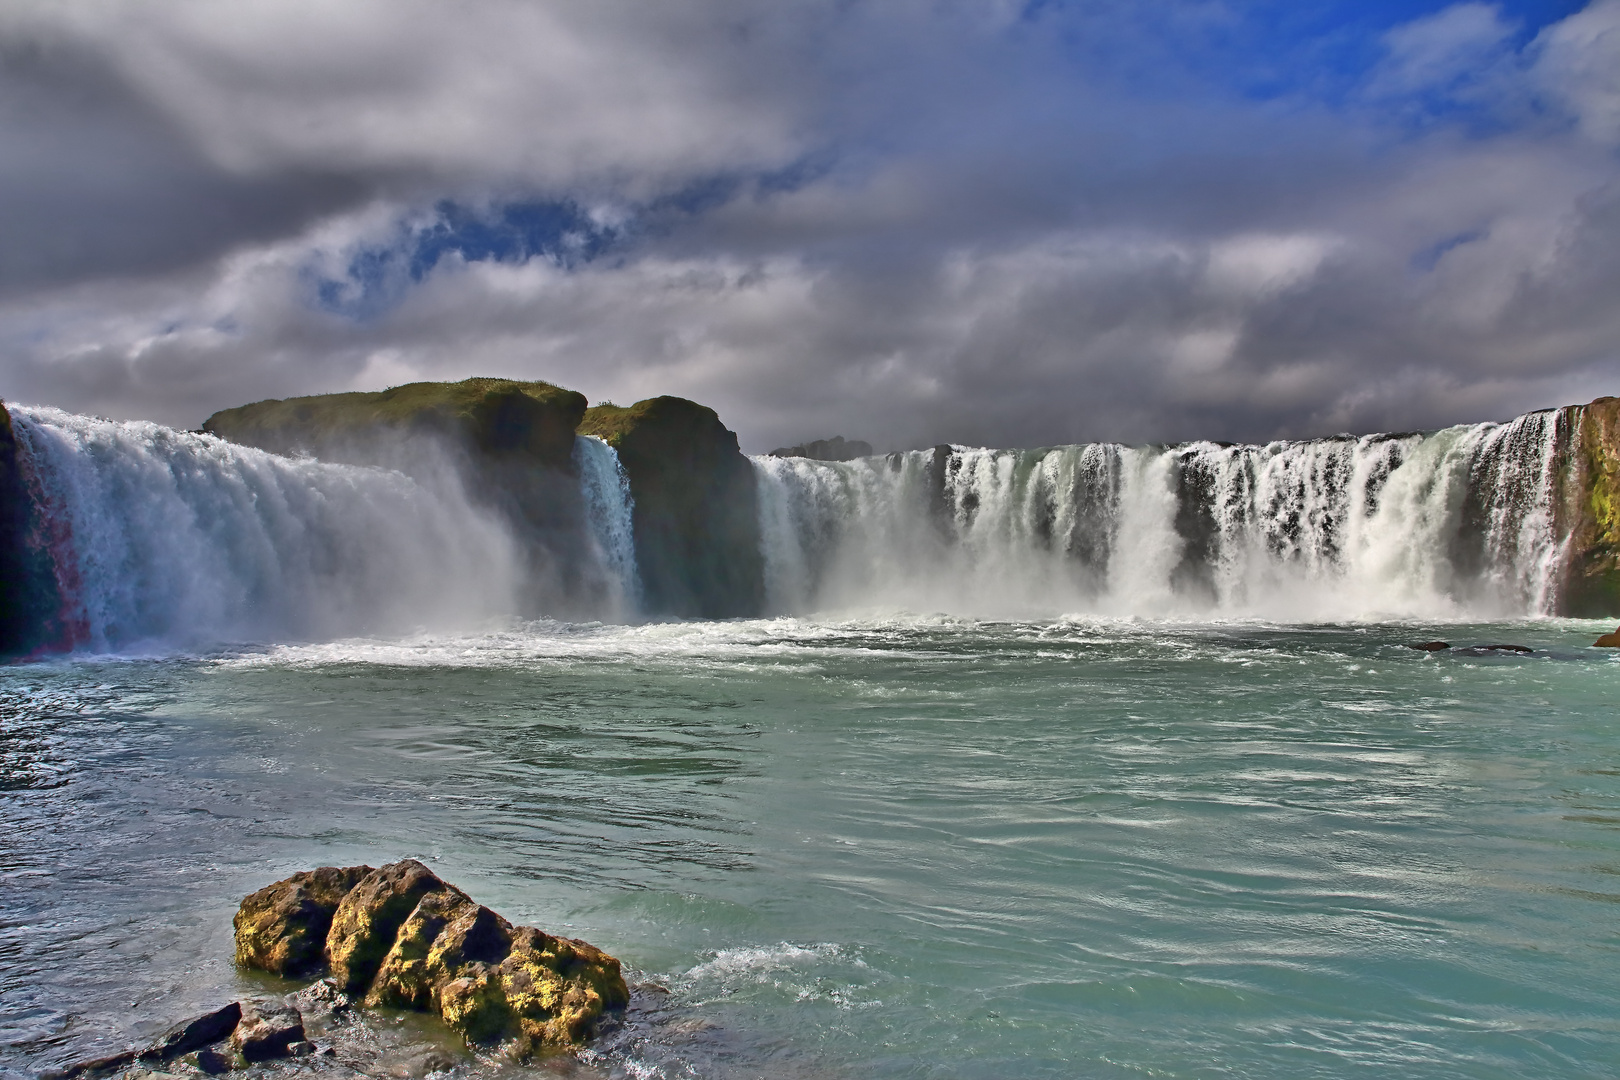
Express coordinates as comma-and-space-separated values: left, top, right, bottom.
579, 397, 720, 448
206, 378, 581, 436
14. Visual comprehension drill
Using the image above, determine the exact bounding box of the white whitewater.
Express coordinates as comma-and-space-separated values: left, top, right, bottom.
573, 434, 641, 616
753, 410, 1569, 620
10, 407, 524, 650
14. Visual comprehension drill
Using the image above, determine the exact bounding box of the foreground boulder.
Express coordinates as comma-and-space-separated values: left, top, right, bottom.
1595, 625, 1620, 647
235, 860, 627, 1055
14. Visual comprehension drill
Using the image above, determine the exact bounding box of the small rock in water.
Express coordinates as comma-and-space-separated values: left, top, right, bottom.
286, 1040, 316, 1058
185, 1048, 233, 1075
1408, 641, 1450, 651
1594, 625, 1620, 647
139, 1002, 242, 1061
231, 1000, 306, 1062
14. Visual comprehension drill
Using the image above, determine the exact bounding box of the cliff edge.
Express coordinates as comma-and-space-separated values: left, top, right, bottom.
581, 396, 764, 618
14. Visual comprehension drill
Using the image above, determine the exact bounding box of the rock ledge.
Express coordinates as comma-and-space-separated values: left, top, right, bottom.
234, 860, 627, 1058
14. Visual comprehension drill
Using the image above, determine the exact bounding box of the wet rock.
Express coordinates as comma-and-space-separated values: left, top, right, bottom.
234, 859, 628, 1057
328, 861, 449, 994
286, 1041, 316, 1058
235, 865, 374, 976
139, 1002, 242, 1061
386, 1048, 461, 1078
185, 1048, 233, 1075
231, 1001, 306, 1062
1408, 641, 1451, 651
38, 1049, 137, 1080
1594, 626, 1620, 646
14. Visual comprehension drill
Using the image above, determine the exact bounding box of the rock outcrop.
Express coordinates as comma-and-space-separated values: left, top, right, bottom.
768, 435, 873, 461
581, 397, 764, 618
201, 378, 586, 470
1557, 396, 1620, 617
235, 865, 375, 976
0, 400, 66, 659
234, 860, 627, 1056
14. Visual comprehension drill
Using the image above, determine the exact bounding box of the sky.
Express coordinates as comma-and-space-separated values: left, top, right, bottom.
1, 0, 1617, 452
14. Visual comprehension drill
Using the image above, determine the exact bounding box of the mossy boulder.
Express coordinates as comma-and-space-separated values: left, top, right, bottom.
234, 859, 627, 1056
201, 378, 587, 469
0, 400, 68, 660
233, 865, 375, 977
1556, 396, 1620, 617
581, 396, 763, 617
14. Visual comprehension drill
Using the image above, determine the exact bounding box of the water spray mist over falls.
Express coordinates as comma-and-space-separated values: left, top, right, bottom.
10, 408, 528, 649
753, 410, 1571, 620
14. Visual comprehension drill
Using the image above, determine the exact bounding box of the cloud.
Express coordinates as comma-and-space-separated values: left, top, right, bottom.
0, 1, 1617, 452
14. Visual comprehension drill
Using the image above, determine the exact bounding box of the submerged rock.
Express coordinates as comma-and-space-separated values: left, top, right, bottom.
235, 859, 628, 1056
1408, 641, 1451, 651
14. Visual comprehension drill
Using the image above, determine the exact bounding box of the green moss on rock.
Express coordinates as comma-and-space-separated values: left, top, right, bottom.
1557, 396, 1620, 617
234, 859, 627, 1056
581, 396, 763, 617
202, 378, 587, 469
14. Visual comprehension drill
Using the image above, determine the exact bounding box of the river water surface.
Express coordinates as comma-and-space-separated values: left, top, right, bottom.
4, 616, 1620, 1079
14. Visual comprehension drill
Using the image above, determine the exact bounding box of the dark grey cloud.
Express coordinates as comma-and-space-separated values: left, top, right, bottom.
0, 0, 1617, 452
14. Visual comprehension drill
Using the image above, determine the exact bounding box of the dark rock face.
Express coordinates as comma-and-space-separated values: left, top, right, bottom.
139, 1003, 243, 1061
0, 400, 67, 659
234, 865, 375, 976
768, 435, 873, 461
581, 397, 764, 618
235, 859, 628, 1056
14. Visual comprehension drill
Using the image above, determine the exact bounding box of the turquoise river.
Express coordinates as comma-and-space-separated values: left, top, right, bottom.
4, 615, 1620, 1080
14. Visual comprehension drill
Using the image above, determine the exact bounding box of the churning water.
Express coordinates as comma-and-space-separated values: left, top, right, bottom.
4, 408, 1620, 1079
4, 618, 1620, 1080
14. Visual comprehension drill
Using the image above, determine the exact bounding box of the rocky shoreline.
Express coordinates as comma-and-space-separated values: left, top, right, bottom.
40, 862, 632, 1080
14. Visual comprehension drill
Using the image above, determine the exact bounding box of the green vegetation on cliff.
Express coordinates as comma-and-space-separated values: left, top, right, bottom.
1559, 396, 1620, 616
203, 378, 587, 468
582, 396, 764, 618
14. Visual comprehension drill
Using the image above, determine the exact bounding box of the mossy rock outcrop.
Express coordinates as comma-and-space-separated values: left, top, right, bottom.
234, 860, 627, 1056
1557, 396, 1620, 617
202, 378, 587, 469
581, 396, 764, 618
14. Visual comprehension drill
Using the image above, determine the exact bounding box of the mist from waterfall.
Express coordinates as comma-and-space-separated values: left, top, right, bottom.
753, 410, 1569, 621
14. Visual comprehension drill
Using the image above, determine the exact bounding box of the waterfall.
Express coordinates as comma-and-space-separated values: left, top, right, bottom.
573, 435, 641, 616
753, 411, 1569, 620
9, 407, 523, 650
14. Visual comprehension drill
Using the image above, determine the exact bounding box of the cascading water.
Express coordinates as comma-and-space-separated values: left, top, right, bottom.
573, 434, 641, 616
9, 407, 524, 650
753, 410, 1570, 620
